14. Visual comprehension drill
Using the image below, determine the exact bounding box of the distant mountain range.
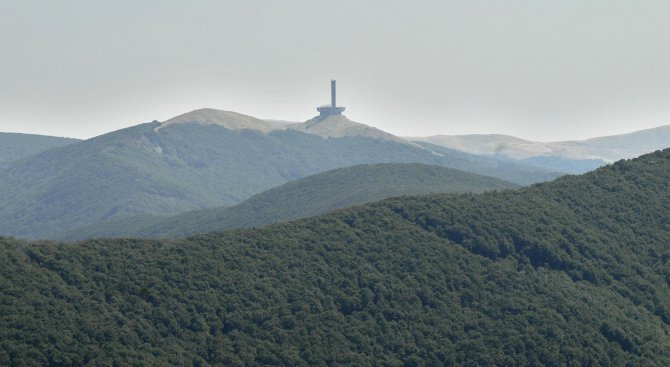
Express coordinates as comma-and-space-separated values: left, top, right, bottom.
1, 108, 667, 240
408, 125, 670, 172
0, 109, 560, 239
414, 141, 606, 175
57, 163, 518, 240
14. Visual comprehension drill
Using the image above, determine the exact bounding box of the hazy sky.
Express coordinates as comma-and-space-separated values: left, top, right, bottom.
1, 0, 670, 141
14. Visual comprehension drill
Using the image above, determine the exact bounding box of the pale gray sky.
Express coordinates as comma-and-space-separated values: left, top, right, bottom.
1, 0, 670, 141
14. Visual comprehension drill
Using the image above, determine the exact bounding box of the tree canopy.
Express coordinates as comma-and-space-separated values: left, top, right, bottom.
1, 149, 670, 366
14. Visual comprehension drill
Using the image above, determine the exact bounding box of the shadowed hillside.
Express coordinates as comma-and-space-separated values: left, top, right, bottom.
58, 163, 519, 240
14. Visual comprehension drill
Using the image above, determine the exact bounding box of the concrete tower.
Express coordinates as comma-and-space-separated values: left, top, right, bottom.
317, 80, 345, 117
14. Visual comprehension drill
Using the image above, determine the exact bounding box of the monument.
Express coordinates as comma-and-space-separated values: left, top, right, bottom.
317, 80, 345, 117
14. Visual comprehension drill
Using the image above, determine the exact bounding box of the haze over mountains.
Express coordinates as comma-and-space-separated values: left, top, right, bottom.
1, 106, 668, 240
410, 125, 670, 170
0, 109, 560, 239
58, 163, 518, 240
3, 147, 670, 365
5, 0, 670, 364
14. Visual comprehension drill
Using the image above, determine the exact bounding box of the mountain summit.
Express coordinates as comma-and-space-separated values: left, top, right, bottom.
158, 108, 291, 133
290, 115, 406, 143
158, 108, 402, 143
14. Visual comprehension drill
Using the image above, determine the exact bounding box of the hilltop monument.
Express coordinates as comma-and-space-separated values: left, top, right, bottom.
317, 80, 345, 117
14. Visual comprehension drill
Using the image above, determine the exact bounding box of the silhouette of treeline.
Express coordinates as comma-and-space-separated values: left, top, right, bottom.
1, 149, 670, 365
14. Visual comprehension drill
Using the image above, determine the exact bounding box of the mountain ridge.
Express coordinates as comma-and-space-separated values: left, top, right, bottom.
158, 108, 292, 133
0, 132, 80, 165
290, 114, 408, 143
0, 111, 558, 239
162, 108, 411, 144
409, 125, 670, 162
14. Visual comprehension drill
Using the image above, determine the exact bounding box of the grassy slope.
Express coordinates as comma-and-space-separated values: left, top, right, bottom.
570, 125, 670, 161
0, 122, 558, 239
58, 163, 519, 240
411, 125, 670, 163
1, 149, 670, 365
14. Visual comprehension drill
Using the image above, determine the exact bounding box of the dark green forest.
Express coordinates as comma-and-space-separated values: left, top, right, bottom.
59, 163, 518, 240
518, 155, 604, 174
2, 149, 670, 365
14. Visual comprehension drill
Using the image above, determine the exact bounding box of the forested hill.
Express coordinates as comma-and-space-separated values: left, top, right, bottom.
0, 132, 78, 165
2, 149, 670, 365
59, 163, 519, 240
